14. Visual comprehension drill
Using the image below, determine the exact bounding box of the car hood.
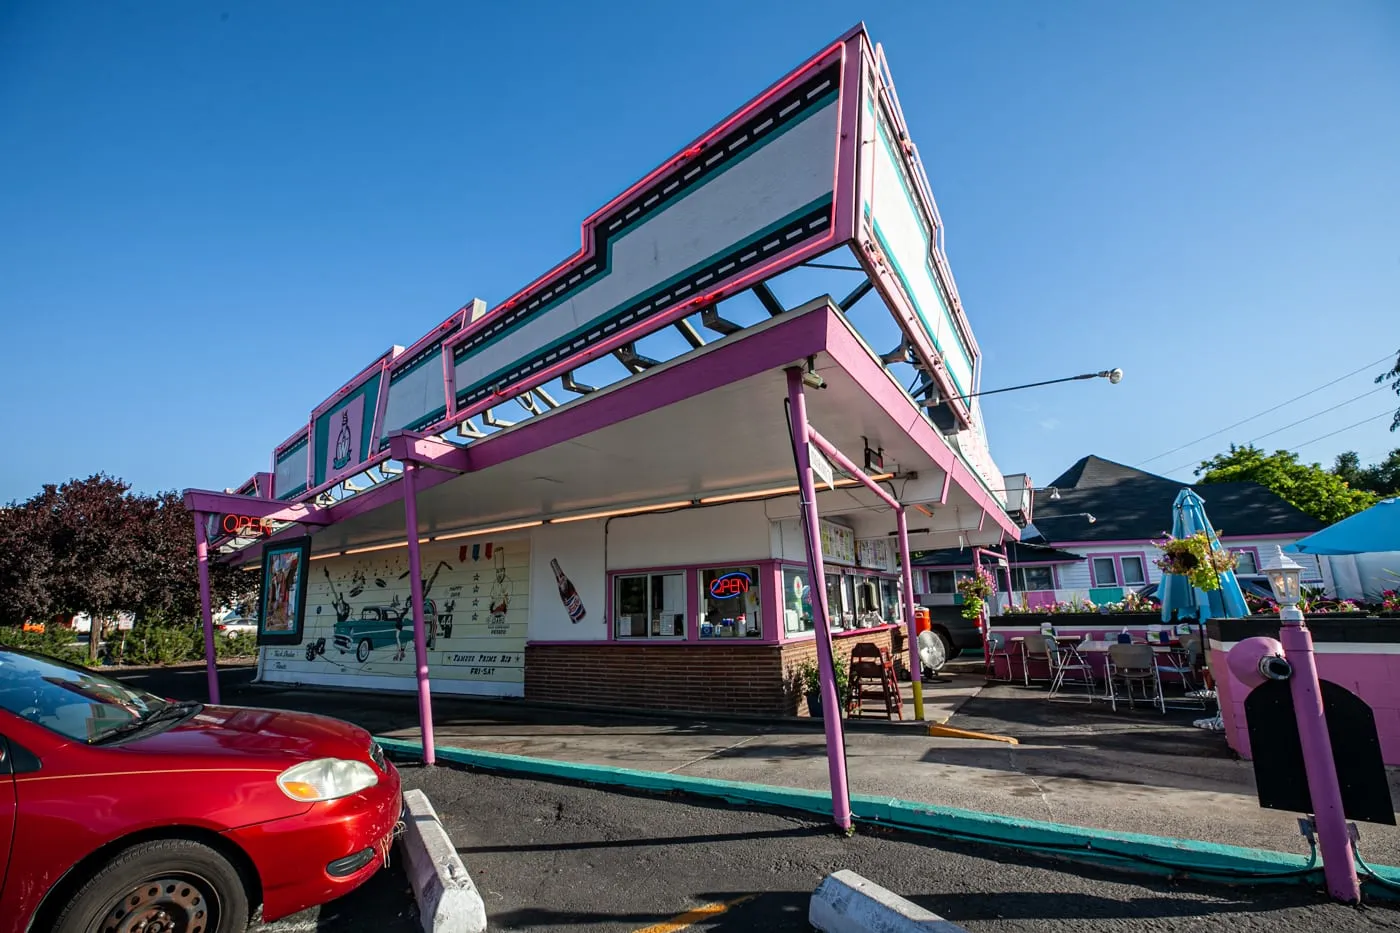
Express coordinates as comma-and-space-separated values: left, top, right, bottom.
125, 704, 375, 763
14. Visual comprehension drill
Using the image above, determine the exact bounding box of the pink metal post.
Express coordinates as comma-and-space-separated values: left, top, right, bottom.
785, 368, 852, 831
401, 462, 438, 766
895, 508, 925, 720
1279, 607, 1360, 902
804, 425, 925, 721
192, 513, 221, 705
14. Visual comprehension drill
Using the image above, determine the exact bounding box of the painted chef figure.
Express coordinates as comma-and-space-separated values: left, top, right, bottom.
488, 549, 512, 625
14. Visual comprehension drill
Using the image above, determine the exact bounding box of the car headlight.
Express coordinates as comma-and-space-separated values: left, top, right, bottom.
277, 757, 379, 802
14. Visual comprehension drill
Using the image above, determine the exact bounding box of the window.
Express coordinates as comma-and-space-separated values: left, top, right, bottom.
1233, 549, 1259, 575
1011, 566, 1055, 591
783, 567, 815, 633
0, 649, 168, 742
701, 566, 762, 638
613, 572, 686, 638
1091, 557, 1118, 587
1120, 556, 1146, 586
880, 578, 903, 623
926, 569, 972, 594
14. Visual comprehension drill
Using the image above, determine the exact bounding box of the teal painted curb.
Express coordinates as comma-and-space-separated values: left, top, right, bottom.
374, 736, 1400, 898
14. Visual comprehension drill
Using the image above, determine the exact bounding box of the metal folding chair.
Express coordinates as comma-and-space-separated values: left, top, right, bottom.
985, 632, 1015, 682
1047, 638, 1096, 702
1107, 643, 1165, 713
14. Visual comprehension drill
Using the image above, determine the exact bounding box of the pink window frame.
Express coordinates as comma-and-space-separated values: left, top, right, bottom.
1009, 562, 1061, 592
1229, 546, 1262, 575
601, 560, 781, 644
1089, 552, 1150, 588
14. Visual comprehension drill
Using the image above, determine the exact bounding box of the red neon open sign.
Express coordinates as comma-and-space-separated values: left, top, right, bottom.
708, 572, 751, 599
220, 514, 274, 538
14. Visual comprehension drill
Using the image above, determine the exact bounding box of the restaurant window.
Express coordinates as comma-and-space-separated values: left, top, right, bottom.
1091, 557, 1118, 587
1120, 556, 1147, 586
854, 576, 882, 626
1232, 549, 1259, 575
880, 578, 902, 623
613, 572, 686, 638
1011, 566, 1055, 591
700, 566, 762, 638
926, 570, 972, 594
783, 566, 815, 633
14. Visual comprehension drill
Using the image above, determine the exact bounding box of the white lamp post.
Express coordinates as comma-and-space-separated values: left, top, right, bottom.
1259, 545, 1359, 902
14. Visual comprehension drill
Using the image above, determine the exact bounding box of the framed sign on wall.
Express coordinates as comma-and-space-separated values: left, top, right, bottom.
258, 536, 312, 646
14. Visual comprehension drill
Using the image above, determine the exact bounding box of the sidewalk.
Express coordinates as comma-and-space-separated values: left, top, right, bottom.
123, 664, 1400, 865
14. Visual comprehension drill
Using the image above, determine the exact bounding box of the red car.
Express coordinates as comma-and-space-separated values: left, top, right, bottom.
0, 647, 403, 932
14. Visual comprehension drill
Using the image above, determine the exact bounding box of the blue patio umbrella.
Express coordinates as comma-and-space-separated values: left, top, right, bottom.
1159, 489, 1250, 623
1287, 497, 1400, 556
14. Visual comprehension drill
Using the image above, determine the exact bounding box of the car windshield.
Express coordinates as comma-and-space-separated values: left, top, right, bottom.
0, 648, 170, 743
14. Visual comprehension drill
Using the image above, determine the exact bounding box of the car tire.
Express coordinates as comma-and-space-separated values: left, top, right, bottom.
922, 629, 952, 676
356, 639, 372, 663
50, 838, 250, 933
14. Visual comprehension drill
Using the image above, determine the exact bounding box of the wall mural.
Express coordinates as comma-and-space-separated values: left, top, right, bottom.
260, 539, 529, 691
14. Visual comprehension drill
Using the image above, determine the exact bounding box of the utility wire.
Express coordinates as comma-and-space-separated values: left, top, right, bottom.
1166, 409, 1395, 476
1138, 352, 1395, 466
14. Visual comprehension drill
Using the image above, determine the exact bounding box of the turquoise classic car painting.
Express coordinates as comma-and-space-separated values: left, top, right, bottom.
332, 600, 438, 663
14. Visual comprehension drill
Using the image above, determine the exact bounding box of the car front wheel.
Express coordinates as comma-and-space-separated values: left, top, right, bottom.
52, 838, 250, 933
357, 638, 372, 663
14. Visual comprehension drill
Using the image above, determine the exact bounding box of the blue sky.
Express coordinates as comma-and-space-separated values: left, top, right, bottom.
1, 0, 1396, 503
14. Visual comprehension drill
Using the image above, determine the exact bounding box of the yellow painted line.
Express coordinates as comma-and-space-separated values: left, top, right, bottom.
926, 724, 1019, 745
633, 894, 755, 933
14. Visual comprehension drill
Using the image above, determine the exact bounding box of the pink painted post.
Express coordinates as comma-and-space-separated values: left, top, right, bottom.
895, 507, 925, 720
192, 513, 220, 705
1279, 607, 1360, 902
785, 367, 852, 832
401, 462, 437, 766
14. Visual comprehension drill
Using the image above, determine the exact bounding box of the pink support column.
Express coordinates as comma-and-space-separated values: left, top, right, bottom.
1279, 609, 1360, 902
895, 507, 925, 720
192, 513, 220, 705
785, 367, 852, 832
401, 462, 437, 766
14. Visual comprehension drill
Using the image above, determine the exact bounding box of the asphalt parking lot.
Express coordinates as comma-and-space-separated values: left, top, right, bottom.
253, 860, 419, 932
395, 762, 1400, 933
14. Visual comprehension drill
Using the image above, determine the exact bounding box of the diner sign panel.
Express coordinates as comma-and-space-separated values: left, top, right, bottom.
376, 301, 479, 451
259, 539, 530, 695
309, 348, 397, 491
446, 45, 848, 418
273, 429, 310, 501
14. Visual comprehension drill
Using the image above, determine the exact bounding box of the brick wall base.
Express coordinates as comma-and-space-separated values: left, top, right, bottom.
525, 628, 898, 718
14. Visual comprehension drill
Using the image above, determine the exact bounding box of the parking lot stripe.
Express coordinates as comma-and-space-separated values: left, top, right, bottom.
632, 894, 754, 932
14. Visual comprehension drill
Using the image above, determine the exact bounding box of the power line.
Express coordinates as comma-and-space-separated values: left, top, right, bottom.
1137, 352, 1395, 466
1168, 409, 1395, 477
1292, 410, 1396, 452
1164, 384, 1388, 474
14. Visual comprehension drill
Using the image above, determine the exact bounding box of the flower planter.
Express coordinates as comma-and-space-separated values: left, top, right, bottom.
995, 611, 1164, 628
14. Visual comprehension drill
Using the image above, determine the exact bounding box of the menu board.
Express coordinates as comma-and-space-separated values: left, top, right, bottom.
856, 537, 896, 572
819, 520, 856, 566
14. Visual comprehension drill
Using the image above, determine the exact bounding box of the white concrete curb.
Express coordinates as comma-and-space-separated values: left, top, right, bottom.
399, 788, 487, 933
810, 870, 968, 933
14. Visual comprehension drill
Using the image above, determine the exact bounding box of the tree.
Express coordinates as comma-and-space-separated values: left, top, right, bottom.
1379, 351, 1400, 433
1195, 444, 1376, 525
0, 476, 252, 658
1333, 449, 1400, 499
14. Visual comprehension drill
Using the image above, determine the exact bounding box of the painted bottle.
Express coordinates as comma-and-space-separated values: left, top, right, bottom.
551, 559, 586, 623
333, 410, 352, 470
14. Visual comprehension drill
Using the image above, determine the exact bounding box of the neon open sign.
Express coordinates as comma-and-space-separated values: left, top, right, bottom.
708, 572, 751, 599
220, 514, 274, 538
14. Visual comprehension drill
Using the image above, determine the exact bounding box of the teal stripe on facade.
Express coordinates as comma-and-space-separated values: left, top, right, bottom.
455, 90, 839, 365
456, 193, 833, 401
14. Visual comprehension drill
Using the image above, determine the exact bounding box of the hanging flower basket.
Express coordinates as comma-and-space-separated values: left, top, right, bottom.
956, 566, 997, 621
1153, 531, 1237, 592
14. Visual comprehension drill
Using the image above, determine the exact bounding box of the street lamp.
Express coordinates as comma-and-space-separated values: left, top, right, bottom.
921, 368, 1124, 406
1261, 547, 1303, 611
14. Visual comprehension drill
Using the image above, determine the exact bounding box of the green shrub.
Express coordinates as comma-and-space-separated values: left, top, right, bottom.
117, 623, 202, 667
0, 624, 86, 664
216, 632, 257, 659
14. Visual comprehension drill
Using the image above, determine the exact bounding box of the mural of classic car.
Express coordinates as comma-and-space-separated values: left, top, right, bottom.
332, 601, 439, 663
